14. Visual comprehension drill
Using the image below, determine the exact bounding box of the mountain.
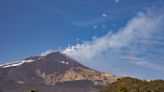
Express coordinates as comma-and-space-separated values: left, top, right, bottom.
0, 52, 117, 92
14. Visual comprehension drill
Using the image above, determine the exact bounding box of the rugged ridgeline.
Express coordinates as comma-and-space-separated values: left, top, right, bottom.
0, 52, 117, 92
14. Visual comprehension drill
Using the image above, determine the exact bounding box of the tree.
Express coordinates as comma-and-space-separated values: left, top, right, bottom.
117, 86, 129, 92
100, 77, 164, 92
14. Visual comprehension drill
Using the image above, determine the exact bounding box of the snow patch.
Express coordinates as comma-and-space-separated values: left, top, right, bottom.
0, 60, 35, 68
60, 61, 69, 65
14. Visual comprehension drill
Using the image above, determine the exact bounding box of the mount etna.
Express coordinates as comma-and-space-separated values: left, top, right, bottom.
0, 52, 117, 92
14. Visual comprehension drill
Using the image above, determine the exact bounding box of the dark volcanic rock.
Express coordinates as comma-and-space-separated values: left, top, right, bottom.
0, 52, 117, 92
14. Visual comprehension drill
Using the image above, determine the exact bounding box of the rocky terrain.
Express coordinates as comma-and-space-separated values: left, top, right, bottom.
0, 52, 117, 92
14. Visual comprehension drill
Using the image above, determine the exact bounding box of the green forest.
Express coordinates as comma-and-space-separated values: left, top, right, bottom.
101, 77, 164, 92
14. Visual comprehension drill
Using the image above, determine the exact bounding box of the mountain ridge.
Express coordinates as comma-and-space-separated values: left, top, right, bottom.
0, 52, 117, 87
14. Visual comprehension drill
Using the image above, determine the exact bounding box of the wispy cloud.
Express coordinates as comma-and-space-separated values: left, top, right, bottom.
72, 16, 110, 27
41, 49, 56, 56
62, 7, 164, 78
24, 1, 68, 17
63, 8, 164, 59
121, 56, 164, 71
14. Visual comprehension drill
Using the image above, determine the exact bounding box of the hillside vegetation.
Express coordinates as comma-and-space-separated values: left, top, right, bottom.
100, 77, 164, 92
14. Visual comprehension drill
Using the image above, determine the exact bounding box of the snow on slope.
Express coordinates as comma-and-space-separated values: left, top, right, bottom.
60, 61, 69, 64
0, 59, 34, 68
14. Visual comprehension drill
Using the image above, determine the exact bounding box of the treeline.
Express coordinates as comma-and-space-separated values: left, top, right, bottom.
100, 77, 164, 92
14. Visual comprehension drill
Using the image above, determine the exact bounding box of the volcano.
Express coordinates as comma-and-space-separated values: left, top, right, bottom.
0, 52, 117, 92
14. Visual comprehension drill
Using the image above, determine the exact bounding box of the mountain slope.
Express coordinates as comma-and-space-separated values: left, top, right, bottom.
0, 52, 117, 88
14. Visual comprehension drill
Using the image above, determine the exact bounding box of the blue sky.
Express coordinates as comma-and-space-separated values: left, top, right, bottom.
0, 0, 164, 79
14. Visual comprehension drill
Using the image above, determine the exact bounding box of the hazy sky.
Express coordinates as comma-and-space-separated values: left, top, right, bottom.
0, 0, 164, 79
